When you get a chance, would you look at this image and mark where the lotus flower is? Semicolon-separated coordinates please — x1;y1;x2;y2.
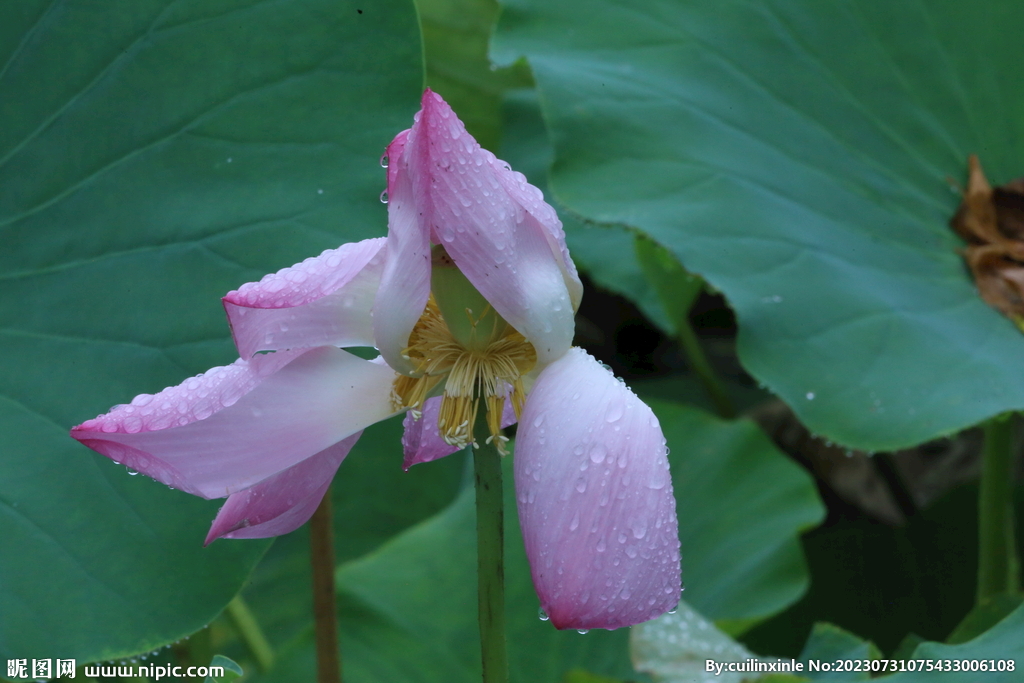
71;90;680;629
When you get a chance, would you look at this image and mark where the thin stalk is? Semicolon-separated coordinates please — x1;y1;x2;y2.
226;595;274;672
977;417;1020;602
310;486;342;683
675;316;736;419
473;428;508;683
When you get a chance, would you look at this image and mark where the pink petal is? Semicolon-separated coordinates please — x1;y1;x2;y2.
374;128;431;373
205;431;362;543
71;347;397;499
402;394;517;470
223;237;386;359
514;348;681;630
404;90;581;366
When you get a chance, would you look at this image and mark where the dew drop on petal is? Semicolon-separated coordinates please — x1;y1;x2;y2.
380;190;389;204
538;608;549;622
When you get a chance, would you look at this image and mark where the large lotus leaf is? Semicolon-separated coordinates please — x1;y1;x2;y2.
493;0;1024;450
0;0;422;662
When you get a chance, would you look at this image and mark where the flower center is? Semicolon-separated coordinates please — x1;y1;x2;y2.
390;252;536;452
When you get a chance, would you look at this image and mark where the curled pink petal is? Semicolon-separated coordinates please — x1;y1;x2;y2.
223;237;386;359
205;431;362;544
515;348;681;630
401;90;580;366
402;394;517;470
71;347;397;499
374;128;432;373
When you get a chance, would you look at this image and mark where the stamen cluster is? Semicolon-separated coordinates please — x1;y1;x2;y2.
391;296;536;452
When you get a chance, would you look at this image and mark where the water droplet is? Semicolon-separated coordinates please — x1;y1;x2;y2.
380;154;389;168
379;190;389;204
668;607;677;615
577;629;589;635
126;467;139;476
605;403;624;423
575;478;587;493
569;511;580;531
589;444;607;464
806;391;815;400
538;608;549;621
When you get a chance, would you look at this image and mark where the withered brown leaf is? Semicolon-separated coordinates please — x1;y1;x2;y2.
951;155;1024;326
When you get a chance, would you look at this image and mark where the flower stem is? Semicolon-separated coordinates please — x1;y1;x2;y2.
225;595;274;672
310;486;342;683
472;433;508;683
674;316;736;419
977;416;1020;603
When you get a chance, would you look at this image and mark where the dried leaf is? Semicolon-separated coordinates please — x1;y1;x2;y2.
951;155;1024;325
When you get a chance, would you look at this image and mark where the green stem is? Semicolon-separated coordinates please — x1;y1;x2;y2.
675;316;736;419
473;431;508;683
310;486;342;683
226;595;274;673
977;417;1020;603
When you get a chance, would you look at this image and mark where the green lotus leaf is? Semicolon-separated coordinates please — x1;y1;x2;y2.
493;0;1024;449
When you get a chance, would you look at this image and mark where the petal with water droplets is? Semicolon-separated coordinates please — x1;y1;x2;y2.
374;128;432;373
223;237;386;359
515;348;681;630
71;347;397;499
402;89;580;366
205;431;362;544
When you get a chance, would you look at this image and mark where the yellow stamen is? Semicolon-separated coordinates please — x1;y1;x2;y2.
391;295;535;453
